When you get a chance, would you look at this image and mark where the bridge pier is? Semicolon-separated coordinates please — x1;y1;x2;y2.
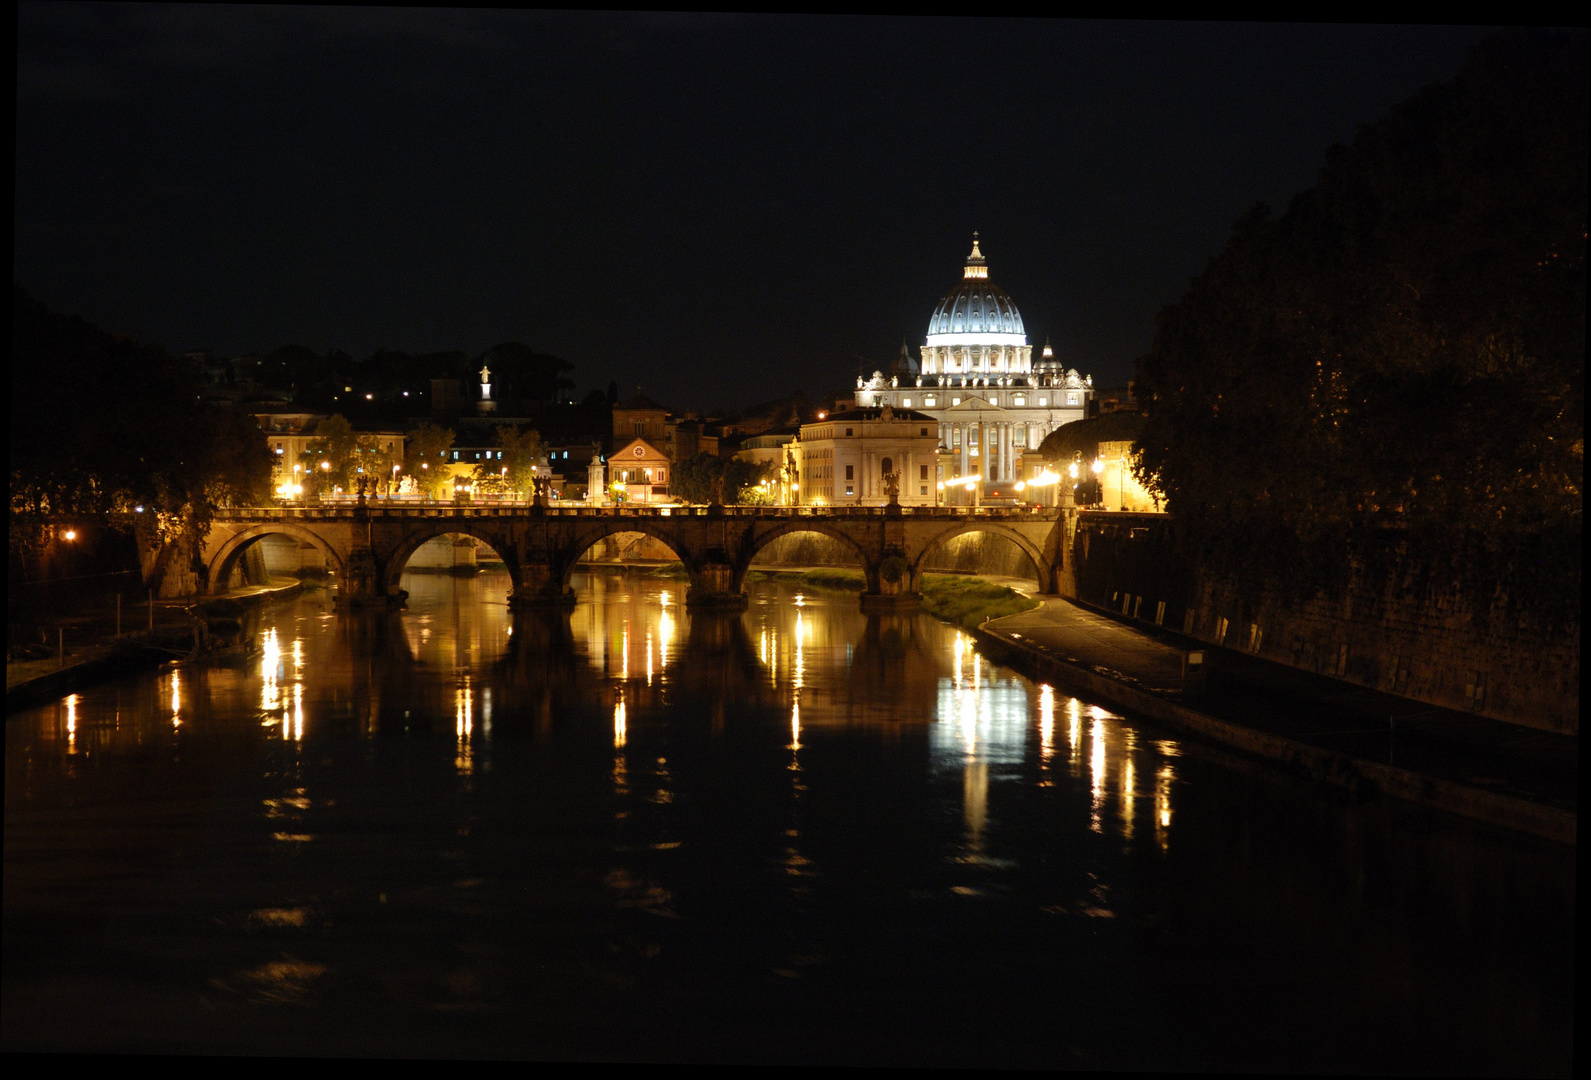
686;558;749;610
338;547;401;607
510;558;576;609
860;545;921;613
860;590;922;614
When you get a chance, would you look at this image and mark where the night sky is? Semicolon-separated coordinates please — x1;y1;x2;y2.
15;10;1493;408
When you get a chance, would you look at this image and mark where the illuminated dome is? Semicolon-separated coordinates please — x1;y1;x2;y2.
924;235;1027;346
1034;336;1063;373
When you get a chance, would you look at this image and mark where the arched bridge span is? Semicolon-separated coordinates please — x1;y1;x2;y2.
198;504;1070;611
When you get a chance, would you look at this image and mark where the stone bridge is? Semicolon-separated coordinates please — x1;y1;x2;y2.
197;503;1071;610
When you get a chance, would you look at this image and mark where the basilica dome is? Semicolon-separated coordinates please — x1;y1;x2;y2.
924;236;1027;345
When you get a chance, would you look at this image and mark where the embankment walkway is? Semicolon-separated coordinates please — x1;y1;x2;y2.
6;578;305;713
979;598;1577;845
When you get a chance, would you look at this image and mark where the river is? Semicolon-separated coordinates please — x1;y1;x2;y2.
2;569;1575;1070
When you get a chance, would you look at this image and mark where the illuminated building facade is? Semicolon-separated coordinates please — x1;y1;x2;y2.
791;405;940;506
856;236;1093;494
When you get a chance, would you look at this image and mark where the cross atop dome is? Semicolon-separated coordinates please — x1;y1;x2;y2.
964;232;988;279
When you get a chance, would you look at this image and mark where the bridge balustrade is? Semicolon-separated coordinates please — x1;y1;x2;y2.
232;503;1059;520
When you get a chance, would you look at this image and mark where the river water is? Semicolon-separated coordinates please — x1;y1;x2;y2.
3;570;1575;1070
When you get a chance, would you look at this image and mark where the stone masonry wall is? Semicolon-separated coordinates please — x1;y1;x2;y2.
749;530;1041;581
1066;512;1580;736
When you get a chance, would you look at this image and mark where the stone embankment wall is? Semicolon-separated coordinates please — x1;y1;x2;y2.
1064;512;1580;736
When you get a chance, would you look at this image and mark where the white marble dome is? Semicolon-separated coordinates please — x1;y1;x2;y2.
924;236;1027;346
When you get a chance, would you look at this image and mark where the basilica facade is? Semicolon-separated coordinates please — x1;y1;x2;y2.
855;236;1092;492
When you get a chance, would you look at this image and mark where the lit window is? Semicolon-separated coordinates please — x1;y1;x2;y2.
845;487;854;496
925;396;936;406
1038;397;1048;406
1068;393;1079;405
902;398;912;408
952;397;961;406
1013;395;1025;406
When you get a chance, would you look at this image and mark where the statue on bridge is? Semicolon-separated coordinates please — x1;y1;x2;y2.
883;470;901;506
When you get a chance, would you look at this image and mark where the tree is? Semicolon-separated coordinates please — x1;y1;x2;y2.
726;458;776;504
1132;29;1585;622
1037;413;1145;465
476;425;545;499
671;453;724;504
406;422;455;500
10;287;274;585
299;415;375;496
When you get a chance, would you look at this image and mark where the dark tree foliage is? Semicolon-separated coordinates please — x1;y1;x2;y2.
670;453;724;505
669;453;773;504
11;287;274;558
1037;412;1146;463
725;457;776;503
1133;30;1585;625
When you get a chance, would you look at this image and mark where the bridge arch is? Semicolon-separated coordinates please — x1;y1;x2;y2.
911;521;1053;594
740;520;875;592
380;522;520;595
208;523;345;595
558;518;698;590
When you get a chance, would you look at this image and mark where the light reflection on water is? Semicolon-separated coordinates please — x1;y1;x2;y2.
2;568;1576;1072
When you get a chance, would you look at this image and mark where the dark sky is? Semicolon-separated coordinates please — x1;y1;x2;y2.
15;9;1492;408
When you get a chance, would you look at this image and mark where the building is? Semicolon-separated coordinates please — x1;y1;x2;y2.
1090;382;1140;417
855;236;1093;496
670;418;721;460
790;405;941;506
611;392;670;450
736;425;801;473
252;409;405;499
609;436;672;504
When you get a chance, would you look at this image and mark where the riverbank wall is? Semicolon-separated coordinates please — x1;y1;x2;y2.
970;618;1575;845
1062;512;1580;736
6;579;305;714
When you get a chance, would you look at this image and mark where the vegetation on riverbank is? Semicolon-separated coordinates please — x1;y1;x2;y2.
746;567;1039;631
921;574;1041;631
